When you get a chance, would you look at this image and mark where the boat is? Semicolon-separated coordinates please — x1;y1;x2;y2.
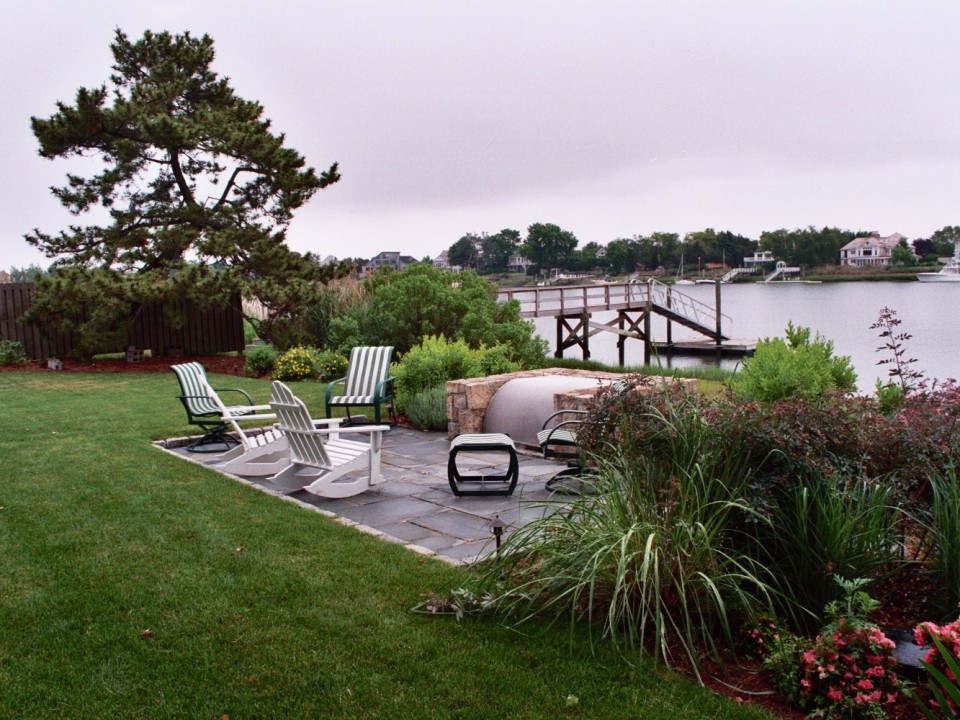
917;244;960;282
674;254;695;285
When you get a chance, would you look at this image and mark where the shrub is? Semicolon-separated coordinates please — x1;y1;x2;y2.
474;344;520;376
274;345;319;381
393;336;479;413
243;345;278;377
479;389;775;681
764;579;899;719
367;264;547;364
243;318;258;345
404;384;448;431
312;349;348;382
731;322;857;402
0;339;28;366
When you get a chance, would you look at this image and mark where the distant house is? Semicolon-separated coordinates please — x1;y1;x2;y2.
360;251;419;274
432;250;461;273
743;251;775;266
507;253;535;273
839;232;905;268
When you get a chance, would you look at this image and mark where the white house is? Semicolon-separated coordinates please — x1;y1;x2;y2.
839;232;905;267
507;253;535;273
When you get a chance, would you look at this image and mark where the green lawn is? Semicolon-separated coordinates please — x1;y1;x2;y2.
0;371;774;719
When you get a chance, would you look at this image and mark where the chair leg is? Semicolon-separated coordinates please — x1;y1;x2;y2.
186;424;239;453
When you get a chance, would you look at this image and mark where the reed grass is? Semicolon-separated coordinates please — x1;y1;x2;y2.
478;391;775;681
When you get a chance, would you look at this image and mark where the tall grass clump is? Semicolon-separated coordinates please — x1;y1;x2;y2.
917;467;960;617
478;387;775;680
752;474;900;631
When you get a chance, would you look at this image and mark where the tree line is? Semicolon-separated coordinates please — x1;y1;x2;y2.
446;224;960;275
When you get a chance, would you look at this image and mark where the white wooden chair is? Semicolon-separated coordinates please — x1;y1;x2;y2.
268;381;391;497
212;381;345;478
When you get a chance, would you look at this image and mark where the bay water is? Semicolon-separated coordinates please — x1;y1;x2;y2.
532;281;959;392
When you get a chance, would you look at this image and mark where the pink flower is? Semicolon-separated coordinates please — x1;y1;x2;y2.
827;687;843;702
857;678;874;692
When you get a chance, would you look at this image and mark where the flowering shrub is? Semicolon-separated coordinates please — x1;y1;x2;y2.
274;345;319;381
914;619;960;716
795;621;898;718
312;349;347;382
764;579;899;719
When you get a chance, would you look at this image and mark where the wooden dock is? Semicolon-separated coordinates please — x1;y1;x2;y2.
498;279;735;364
652;338;757;358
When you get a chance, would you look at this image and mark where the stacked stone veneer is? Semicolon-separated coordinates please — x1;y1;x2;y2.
445;368;698;439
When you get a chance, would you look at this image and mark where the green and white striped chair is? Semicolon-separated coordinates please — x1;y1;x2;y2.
325;346;397;425
171;362;260;452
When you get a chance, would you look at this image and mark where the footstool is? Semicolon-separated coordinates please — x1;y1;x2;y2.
447;433;519;497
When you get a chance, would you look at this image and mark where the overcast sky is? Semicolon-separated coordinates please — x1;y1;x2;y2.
4;0;960;270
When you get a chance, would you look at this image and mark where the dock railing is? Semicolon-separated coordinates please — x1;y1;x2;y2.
498;279;729;330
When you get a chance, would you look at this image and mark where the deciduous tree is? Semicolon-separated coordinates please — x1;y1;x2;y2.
522;222;578;272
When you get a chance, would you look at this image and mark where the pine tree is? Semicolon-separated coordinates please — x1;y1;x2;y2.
25;28;340;352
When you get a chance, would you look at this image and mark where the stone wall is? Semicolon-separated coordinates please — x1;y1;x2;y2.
445;368;697;439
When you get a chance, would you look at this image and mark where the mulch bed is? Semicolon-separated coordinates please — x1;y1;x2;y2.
0;354;247;376
1;354;940;718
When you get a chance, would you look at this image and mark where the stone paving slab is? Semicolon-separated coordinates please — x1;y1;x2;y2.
158;426;568;565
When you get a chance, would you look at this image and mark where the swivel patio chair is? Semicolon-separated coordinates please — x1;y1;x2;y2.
325;346;397;425
171;362;262;453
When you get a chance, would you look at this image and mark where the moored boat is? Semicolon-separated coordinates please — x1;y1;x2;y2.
917;244;960;282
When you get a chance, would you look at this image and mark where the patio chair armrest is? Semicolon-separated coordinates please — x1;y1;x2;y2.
214;387;255;406
223;411;277;423
292;424;391;437
311;417;344;428
540;409;589;430
375;375;396;399
325;377;347;401
544;419;583;439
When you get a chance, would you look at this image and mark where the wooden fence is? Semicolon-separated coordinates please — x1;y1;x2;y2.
0;283;245;360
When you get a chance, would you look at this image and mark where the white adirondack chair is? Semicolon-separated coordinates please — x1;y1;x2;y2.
268;381;391;497
215;382;349;477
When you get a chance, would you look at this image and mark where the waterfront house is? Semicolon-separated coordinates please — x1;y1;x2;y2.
839;232;905;268
432;250;461;273
361;251;419;274
507;253;535;273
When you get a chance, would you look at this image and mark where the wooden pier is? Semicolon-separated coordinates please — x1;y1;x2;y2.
498;279;751;365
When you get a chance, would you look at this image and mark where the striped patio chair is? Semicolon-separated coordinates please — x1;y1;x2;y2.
171;362;259;452
325;346;397;425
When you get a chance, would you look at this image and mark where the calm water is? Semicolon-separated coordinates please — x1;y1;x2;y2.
533;282;960;391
